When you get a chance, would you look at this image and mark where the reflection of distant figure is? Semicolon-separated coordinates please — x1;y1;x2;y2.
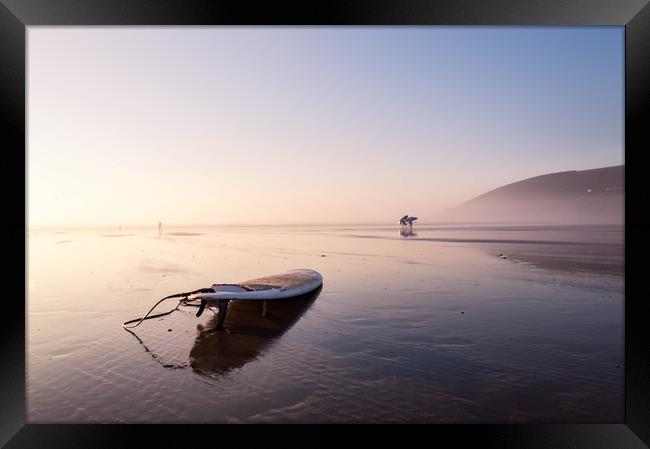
399;215;418;227
400;226;417;237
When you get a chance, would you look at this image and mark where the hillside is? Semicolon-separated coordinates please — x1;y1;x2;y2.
434;165;624;224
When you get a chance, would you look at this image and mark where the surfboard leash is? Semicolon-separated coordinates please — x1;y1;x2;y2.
121;287;216;329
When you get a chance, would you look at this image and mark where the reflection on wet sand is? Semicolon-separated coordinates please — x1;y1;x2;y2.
481;243;624;276
189;286;322;374
400;227;418;238
99;234;135;238
28;225;623;423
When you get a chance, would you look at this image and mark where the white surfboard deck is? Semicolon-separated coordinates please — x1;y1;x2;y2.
187;269;323;302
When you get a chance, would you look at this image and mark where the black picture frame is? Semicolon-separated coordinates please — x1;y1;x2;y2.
2;0;648;447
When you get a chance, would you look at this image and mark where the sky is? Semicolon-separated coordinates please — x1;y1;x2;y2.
27;27;624;227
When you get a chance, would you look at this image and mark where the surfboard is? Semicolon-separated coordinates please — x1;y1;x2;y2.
122;269;323;333
186;269;323;329
187;269;323;302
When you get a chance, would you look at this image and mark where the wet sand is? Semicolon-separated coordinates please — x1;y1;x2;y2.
27;224;623;423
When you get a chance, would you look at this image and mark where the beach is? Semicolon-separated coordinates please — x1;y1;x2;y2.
27;224;624;423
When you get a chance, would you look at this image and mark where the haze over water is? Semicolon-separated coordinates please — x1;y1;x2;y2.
27;224;623;423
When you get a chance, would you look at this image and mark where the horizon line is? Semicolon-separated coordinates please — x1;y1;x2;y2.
26;220;624;231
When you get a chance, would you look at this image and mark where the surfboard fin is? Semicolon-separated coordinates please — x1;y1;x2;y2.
196;300;207;317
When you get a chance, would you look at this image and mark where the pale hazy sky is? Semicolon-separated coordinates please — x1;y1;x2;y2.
28;27;623;227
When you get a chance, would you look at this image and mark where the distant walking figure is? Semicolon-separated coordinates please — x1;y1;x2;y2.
158;221;162;236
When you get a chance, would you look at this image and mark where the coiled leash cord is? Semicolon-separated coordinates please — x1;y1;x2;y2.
121;287;215;329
